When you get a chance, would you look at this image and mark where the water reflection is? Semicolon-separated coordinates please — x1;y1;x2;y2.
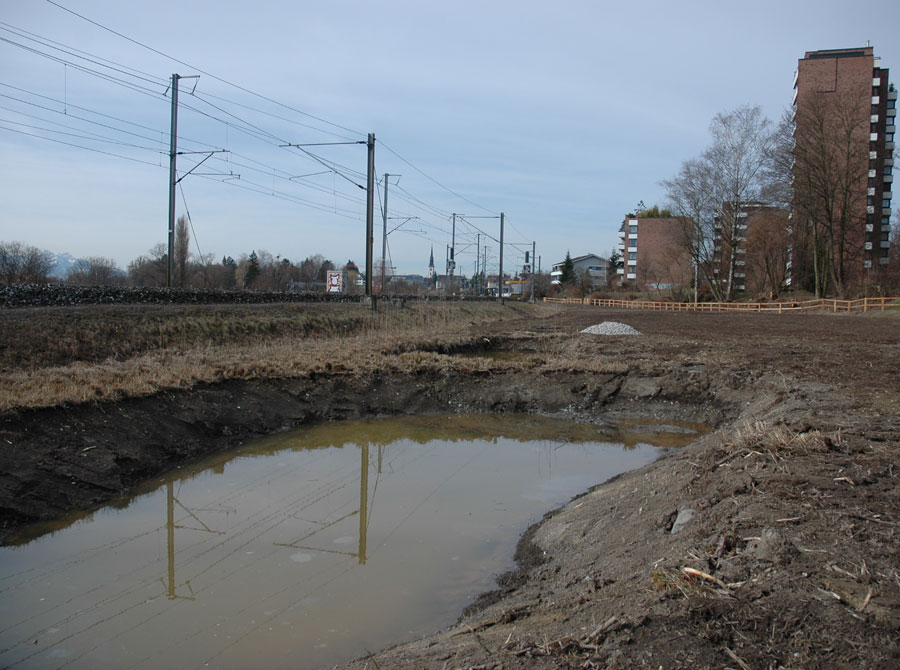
0;414;706;670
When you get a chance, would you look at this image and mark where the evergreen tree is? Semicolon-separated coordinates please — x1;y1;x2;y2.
560;251;575;285
243;251;260;287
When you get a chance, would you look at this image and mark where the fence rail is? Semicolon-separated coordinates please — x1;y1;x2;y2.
542;296;900;314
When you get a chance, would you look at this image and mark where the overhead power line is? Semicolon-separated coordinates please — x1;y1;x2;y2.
45;0;365;140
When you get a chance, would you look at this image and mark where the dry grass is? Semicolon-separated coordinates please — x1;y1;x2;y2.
717;419;838;460
0;301;543;413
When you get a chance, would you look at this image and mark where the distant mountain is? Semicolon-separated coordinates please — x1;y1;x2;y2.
46;251;78;278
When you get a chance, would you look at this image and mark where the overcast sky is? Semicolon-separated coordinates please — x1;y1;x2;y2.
2;0;899;277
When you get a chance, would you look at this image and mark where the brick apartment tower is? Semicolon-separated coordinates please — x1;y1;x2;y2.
616;216;692;293
792;46;895;288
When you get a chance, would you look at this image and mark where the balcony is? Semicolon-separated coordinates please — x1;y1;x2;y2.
889;88;898;100
626;273;636;280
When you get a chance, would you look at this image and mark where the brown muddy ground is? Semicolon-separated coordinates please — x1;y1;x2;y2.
2;305;899;668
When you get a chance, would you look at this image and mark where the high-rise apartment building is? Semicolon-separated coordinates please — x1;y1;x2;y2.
792;47;895;287
616;215;692;293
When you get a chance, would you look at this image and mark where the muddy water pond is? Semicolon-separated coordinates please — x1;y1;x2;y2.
0;414;704;670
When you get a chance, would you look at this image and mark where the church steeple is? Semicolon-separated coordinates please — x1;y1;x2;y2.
427;246;436;288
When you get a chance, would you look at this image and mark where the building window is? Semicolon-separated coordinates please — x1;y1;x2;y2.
628;252;637;260
883;199;892;208
886;166;893;175
629;225;637;234
889;99;897;109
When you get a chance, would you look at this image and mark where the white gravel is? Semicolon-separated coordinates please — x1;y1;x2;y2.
580;321;642;336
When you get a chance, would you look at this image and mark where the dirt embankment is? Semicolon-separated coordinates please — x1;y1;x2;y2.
1;305;899;668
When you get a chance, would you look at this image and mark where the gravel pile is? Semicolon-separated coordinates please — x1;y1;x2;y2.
580;321;642;336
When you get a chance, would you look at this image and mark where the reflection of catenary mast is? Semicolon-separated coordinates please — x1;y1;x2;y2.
274;444;371;565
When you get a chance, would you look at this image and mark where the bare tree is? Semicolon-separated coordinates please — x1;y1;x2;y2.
0;241;54;284
662;158;720;301
792;91;870;296
127;243;167;287
67;257;122;286
743;209;791;298
705;106;775;301
761;110;795;209
664;106;776;302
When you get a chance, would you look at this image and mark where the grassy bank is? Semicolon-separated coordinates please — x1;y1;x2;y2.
1;301;540;413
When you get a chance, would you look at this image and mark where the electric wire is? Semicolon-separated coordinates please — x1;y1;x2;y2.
45;0;365;139
5;3;518;275
0;123;163;168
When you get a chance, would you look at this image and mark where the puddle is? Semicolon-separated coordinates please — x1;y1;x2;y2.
0;414;705;669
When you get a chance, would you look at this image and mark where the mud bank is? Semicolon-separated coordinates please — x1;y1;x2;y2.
0;365;721;538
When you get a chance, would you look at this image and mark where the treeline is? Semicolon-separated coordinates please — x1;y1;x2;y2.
0;223;337;292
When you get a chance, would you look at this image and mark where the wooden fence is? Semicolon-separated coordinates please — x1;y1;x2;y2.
542;296;900;314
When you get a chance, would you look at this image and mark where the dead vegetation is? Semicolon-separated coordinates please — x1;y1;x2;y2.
0;301;539;412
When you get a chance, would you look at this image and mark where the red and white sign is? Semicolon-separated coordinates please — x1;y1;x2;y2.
326;271;343;293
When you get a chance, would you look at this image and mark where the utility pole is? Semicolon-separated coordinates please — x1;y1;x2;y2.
530;241;536;303
498;212;504;302
475;232;481;296
365;133;375;305
449;213;456;289
381;173;389;293
166;74;180;288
